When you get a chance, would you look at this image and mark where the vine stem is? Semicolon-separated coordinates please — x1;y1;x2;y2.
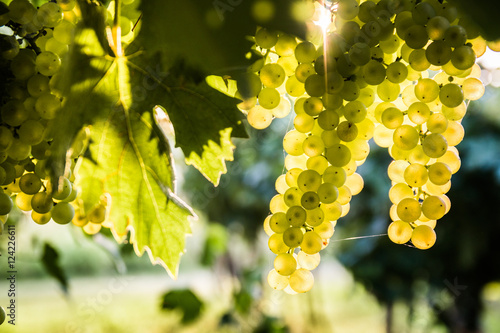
113;0;122;57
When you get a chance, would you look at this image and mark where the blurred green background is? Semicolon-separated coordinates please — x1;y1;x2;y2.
1;53;500;333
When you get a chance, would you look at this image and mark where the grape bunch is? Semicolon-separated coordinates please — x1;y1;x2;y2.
234;0;492;293
0;0;107;233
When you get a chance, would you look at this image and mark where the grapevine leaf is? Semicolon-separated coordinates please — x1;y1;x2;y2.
47;1;194;277
137;0;309;75
125;49;248;185
41;243;68;294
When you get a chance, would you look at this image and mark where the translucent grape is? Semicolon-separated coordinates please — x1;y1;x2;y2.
255;28;278;49
421;195;446;220
31;192;53;214
283;130;306;156
381;107;404;129
287;206;307;227
302;135;325;157
267;269;289;290
337;121;358;142
289;268;314;293
260;63;286;88
396;197;421;222
297;251;320;270
51;202;75;224
386;62;408;83
301;191;320;210
325;144;351;167
407;102;431;124
300;231;322;254
0;192;13;215
425;41;452;66
274;253;297;276
388;220;413;244
422;133;448;158
389;183;414;204
393;125;419;150
343;100;367;123
306;207;324;227
297;170;321;192
268;233;289;254
269;212;289;233
411;225;436;249
283;227;304;248
451;45;476;70
377;79;400;102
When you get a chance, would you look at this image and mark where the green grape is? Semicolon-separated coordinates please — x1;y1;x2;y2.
267;269;289;290
396;197;421;222
32;141;50;160
32;210;51;225
325;144;351;167
414;78;439;103
283;130;306;156
411;225;436;249
45;38;68;56
255;28;278;49
247;105;272;129
303;97;324;116
386;62;408;84
297;251;320;270
259;64;285;88
411;2;436;25
1;163;16;185
395;11;414;39
37;2;63;27
10;49;37;80
389;183;414;204
422;195;446;220
408;48;430;71
277;56;299;76
19;173;42;195
321;129;340;148
268;233;289;254
442;121;464;146
325;71;344;94
1;100;29;127
275;34;297;57
409;145;431;165
426;16;450;41
393;125;419;150
337;185;352;205
300;231;322;254
315;220;335;239
0;192;13;215
439;83;463;108
306;155;329;174
356;118;375;140
301;191;320;210
345;138;370;161
258;87;280;109
336;55;358;78
284;187;303;207
388;220;413;244
304;74;326;97
36;51;61;76
289;268;314;293
35;92;61;119
340;81;361;101
362;60;386;85
358;1;376;22
317;110;340;131
450;45;475;70
306;207;324;227
297;170;321;193
295;63;315;83
404;163;428;187
381;107;404;129
51;202;75;224
31;192;54;214
462;78;484;101
302;135;325;157
337;121;358;142
18;120;45;145
323;166;346;187
349;42;371;66
294;113;315;133
53;20;74;44
287;205;307;227
285;75;306;97
51;177;72;200
270;194;287;213
388;160;410;183
427;113;448;133
274;253;297;276
407;102;431;125
27;74;50;97
283;227;304;248
317;182;339;204
343;100;367;123
285;168;301;187
295;41;317;63
404;25;428;49
62;185;78;203
321;201;343;221
425;40;452;66
377;79;400;102
444;25;467;48
422;133;448;158
269;212;289;233
379;35;400;54
237;73;261;98
7;138;31;161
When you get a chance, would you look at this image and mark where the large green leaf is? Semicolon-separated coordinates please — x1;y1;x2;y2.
47;1;195;277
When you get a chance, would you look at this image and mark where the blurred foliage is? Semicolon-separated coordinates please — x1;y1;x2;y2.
40;242;69;294
160;288;204;324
